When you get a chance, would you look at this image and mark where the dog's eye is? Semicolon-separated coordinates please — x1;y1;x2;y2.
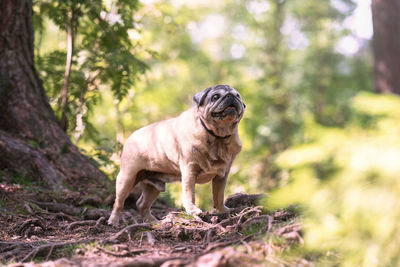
236;94;241;98
212;94;220;101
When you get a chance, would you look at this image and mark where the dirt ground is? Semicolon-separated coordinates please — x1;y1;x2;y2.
0;181;307;267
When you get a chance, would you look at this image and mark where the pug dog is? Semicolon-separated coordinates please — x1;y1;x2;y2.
108;84;245;226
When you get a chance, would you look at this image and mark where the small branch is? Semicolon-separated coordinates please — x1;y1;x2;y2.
94;216;106;229
73;69;101;142
44;244;54;262
59;4;78;132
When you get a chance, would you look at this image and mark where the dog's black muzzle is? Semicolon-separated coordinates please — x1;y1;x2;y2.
212;94;243;118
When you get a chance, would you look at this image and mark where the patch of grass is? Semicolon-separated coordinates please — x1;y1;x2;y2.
25;184;47;194
51;244;79;260
26;139;40;148
27;201;47;213
62;181;76;192
97;243;116;252
267;235;288;248
283;205;302;215
37;241;98;262
97;203;112;210
240;222;268;236
31;244;79;263
72;241;98;256
14;204;30;215
9;172;34;186
176;212;195;220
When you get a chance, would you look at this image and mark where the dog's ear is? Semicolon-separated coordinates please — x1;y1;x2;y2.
193;86;213;106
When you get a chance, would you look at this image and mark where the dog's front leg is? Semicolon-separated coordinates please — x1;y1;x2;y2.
212;175;231;213
181;165;202;215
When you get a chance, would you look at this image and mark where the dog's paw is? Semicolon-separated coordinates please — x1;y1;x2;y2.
142;212;159;223
107;214;120;226
185;206;203;216
216;205;232;213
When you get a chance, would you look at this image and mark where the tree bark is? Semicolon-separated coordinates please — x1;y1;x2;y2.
0;0;108;189
371;0;400;94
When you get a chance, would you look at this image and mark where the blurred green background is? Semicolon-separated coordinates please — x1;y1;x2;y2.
33;0;400;265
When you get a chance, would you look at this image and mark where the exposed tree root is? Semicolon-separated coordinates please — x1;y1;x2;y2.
95;246;148;257
15;218;46;237
66;220;97;231
78;196;103;207
102;223;153;244
29;200;82;216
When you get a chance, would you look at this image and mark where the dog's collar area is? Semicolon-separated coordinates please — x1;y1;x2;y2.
199;118;231;139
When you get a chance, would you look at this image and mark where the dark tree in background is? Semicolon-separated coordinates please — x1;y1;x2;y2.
0;0;107;189
372;0;400;94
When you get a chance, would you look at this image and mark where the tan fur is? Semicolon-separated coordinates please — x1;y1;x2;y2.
108;85;244;226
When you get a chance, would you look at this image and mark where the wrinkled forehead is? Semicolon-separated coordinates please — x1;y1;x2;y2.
212;84;238;94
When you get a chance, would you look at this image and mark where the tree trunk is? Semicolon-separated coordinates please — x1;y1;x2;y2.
371;0;400;94
0;0;108;189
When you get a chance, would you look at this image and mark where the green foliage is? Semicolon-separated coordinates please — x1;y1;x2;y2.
33;0;149;141
81;138;122;178
268;92;400;266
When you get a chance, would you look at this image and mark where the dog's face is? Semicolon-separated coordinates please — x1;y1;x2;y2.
193;84;245;129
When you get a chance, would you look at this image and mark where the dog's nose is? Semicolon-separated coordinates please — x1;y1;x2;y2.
225;93;234;100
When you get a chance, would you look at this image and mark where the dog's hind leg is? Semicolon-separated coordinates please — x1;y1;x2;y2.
108;170;138;226
136;182;160;222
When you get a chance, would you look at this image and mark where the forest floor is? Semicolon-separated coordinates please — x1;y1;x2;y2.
0;179;308;267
